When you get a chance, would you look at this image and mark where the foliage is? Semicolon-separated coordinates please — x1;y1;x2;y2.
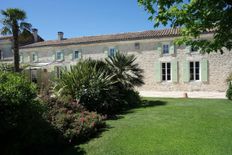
54;53;144;114
43;97;106;143
226;72;232;82
1;8;32;72
0;63;14;72
226;82;232;100
138;0;232;53
105;52;144;89
54;59;122;114
0;72;66;154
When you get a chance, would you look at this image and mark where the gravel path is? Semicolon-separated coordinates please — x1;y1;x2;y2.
139;91;226;99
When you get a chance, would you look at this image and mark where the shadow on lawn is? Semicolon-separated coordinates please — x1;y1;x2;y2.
108;100;167;120
63;100;167;154
62;124;113;155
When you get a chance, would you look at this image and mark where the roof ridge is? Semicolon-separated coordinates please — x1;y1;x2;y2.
21;28;181;49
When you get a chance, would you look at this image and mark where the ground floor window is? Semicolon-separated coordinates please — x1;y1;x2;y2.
162;62;171;81
30;69;38;83
190;61;200;81
56;66;63;79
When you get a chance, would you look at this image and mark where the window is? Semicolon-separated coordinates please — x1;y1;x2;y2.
135;43;140;50
0;50;2;60
162;44;169;54
190;61;200;81
56;66;62;79
74;51;79;59
56;52;63;60
32;53;37;62
20;55;23;63
109;48;116;57
191;46;199;52
30;69;38;83
162;62;171;81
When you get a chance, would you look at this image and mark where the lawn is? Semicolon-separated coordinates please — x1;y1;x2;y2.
71;98;232;155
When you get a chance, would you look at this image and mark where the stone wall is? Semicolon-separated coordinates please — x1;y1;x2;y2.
20;35;232;92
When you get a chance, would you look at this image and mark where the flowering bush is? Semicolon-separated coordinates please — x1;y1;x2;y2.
43;98;105;143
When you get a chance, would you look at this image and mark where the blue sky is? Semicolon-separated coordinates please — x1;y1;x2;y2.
0;0;166;40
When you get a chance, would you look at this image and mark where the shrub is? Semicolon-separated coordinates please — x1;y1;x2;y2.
54;59;121;114
43;98;106;143
226;82;232;100
0;72;66;154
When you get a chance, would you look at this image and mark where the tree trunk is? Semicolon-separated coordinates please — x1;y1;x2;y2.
12;20;20;72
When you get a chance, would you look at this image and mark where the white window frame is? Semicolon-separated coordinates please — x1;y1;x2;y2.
56;51;64;61
162;62;172;81
135;42;140;50
32;53;37;62
190;61;201;81
190;46;200;53
109;47;116;57
162;44;169;54
74;50;79;59
56;66;62;79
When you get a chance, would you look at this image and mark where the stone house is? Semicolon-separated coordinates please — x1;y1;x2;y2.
0;28;43;65
19;28;232;94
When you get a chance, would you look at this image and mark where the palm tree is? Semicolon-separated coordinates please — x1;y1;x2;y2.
0;8;31;72
105;52;144;89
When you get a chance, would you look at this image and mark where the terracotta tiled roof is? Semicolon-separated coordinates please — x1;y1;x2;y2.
21;28;181;49
0;36;12;40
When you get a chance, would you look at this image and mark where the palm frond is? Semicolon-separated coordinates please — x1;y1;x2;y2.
20;22;32;31
0;27;12;35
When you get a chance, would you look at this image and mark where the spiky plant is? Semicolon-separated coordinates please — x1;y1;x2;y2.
105;52;144;89
1;8;31;72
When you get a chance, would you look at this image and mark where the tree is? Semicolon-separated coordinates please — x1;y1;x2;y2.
105;52;144;89
138;0;232;53
0;8;31;72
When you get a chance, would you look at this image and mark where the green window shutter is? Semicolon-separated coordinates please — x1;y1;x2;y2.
37;69;42;87
171;60;178;83
103;47;109;57
170;42;175;55
201;59;208;82
61;52;64;61
49;67;56;81
156;43;162;56
79;50;82;59
154;61;162;82
185;46;191;54
183;60;190;82
54;66;58;78
70;52;74;60
20;55;23;63
53;52;56;61
23;69;31;82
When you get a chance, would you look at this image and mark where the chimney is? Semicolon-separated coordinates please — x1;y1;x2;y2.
32;28;38;42
58;32;64;40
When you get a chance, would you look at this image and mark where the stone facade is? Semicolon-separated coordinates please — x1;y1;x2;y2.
19;33;232;92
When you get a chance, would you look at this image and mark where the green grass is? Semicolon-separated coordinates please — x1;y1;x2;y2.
76;98;232;155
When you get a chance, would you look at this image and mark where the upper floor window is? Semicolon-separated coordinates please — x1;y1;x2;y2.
190;61;200;81
162;44;169;54
191;46;199;52
56;52;64;61
74;51;80;59
135;43;140;50
109;48;116;57
32;53;37;62
162;62;171;81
